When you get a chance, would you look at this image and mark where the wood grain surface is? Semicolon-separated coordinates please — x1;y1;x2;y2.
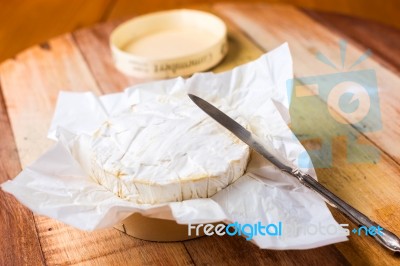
0;83;45;266
1;0;399;63
0;3;399;265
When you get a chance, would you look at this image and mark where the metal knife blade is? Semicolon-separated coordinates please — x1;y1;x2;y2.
188;93;400;253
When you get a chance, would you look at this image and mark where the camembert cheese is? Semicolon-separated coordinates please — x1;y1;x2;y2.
87;96;250;204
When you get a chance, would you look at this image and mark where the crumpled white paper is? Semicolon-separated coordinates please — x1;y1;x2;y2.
1;43;348;249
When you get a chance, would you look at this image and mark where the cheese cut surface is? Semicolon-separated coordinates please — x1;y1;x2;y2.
88;96;250;204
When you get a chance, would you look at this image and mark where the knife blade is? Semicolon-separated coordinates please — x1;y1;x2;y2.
188;93;400;253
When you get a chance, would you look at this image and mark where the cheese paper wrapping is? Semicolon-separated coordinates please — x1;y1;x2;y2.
1;43;348;249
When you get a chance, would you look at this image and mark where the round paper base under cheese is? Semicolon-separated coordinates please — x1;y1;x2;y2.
114;213;220;241
110;9;228;79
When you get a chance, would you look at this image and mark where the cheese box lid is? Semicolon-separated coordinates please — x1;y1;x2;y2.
110;9;228;79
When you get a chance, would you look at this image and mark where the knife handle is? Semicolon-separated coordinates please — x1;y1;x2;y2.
289;168;400;253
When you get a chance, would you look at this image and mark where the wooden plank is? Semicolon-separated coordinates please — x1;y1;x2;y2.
0;35;101;166
105;0;400;29
0;33;193;265
72;20;141;93
185;235;349;266
0;81;45;266
288;87;400;265
34;217;192;265
304;10;400;74
213;3;400;265
206;6;267;74
0;0;113;63
213;3;400;164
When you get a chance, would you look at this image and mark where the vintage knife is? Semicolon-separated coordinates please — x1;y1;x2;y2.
188;93;400;253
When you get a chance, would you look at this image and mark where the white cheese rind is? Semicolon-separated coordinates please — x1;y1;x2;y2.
86;96;250;204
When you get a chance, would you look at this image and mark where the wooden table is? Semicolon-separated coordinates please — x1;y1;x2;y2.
1;3;399;265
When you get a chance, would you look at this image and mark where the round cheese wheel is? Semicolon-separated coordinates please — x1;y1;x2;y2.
88;95;250;204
